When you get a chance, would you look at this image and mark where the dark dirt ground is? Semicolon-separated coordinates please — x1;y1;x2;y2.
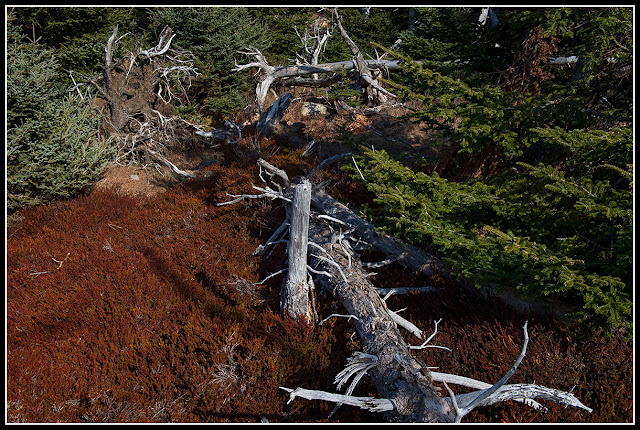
90;97;443;198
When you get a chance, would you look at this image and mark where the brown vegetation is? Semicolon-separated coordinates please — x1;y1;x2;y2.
6;98;632;423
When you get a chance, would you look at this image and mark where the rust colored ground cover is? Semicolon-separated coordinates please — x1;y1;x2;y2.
6;151;632;423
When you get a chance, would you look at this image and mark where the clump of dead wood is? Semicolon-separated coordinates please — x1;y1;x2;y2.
218;152;592;423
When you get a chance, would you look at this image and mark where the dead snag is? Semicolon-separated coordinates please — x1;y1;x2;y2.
69;25;231;178
331;8;397;106
280;178;315;324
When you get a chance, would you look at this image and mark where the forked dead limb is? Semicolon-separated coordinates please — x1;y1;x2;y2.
281;323;592;421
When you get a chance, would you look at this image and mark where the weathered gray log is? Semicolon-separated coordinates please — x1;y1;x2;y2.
293;226;593;421
310;188;448;279
307;220;451;422
234;47;402;106
280;178;314;324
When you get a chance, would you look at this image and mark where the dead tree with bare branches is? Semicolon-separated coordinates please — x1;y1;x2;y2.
234;8;399;108
218;157;592;423
69;25;239;178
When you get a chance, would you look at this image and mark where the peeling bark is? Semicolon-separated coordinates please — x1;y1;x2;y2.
281;178;314;324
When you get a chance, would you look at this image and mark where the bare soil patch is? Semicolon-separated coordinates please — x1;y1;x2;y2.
90;145;223;198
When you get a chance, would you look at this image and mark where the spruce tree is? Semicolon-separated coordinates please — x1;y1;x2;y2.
7;11;113;218
341;8;632;335
344;141;631;335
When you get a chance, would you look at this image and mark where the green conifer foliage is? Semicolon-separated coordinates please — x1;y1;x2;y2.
7;12;113;218
354;10;632;333
377;46;574;159
344;138;631;334
151;7;272;121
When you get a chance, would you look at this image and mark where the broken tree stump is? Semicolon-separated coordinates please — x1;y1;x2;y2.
280;178;315;324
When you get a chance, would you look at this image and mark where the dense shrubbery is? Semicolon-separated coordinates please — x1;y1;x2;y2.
6;11;113;219
5;6;633;423
342;7;632;335
344;144;632;334
6;156;337;422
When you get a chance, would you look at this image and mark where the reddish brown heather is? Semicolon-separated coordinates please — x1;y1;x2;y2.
6;145;632;423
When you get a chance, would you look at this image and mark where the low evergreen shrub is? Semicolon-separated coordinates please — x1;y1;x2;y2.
343;143;632;335
6;11;113;219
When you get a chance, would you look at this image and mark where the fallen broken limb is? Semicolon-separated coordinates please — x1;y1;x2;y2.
145;147;194;179
234;49;403;107
310;187;448;279
281;322;592;422
226;158;591;422
280;387;394;413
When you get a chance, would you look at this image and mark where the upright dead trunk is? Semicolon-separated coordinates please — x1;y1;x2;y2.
102;25;127;132
280;178;315;324
332;8;390;105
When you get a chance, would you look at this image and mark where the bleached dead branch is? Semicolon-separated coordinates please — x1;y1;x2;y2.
318;313;360;326
280;387;395;413
292;23;331;80
388;309;423;339
373;286;436;296
408;318;451;352
283;320;592;421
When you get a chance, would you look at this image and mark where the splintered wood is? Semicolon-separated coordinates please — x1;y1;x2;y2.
280;179;314;324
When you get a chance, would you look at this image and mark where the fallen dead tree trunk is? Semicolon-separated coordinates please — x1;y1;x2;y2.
305;220;452;422
219;158;592;422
